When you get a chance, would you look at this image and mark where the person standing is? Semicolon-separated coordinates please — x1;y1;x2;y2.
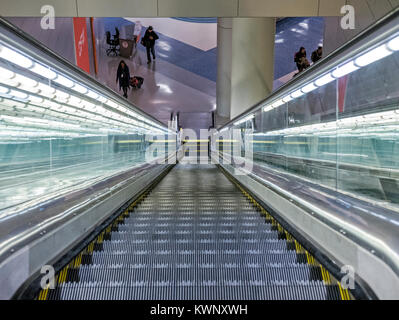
311;46;323;64
294;47;308;72
116;60;130;98
143;26;159;64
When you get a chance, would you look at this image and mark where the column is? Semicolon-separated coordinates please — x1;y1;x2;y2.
216;17;276;121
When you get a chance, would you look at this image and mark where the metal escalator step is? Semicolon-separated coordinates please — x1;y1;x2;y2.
52;282;341;300
108;229;279;239
74;265;320;283
43;164;347;300
99;239;290;252
89;251;302;265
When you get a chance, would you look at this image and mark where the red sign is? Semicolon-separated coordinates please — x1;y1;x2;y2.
73;17;90;74
338;75;349;113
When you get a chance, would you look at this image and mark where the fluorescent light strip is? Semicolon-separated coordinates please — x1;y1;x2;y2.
0;85;10;94
37;83;55;94
72;83;88;94
355;44;393;67
18;85;39;94
0;66;15;80
107;100;118;109
282;95;293;103
0;45;33;68
252;109;399;137
87;90;99;100
291;89;304;98
3;96;158;135
55;90;70;100
28;95;44;103
6;92;152;137
10;90;28;99
272;99;284;108
22;96;122;131
332;61;359;78
263;105;273;112
234;114;254;126
315;73;335;87
388;36;399;51
97;96;108;103
30;63;57;80
14;74;38;88
53;74;74;88
301;82;317;93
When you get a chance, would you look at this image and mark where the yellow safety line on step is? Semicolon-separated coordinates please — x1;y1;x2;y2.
58;267;67;284
220;166;353;300
74;253;82;268
321;266;332;285
35;174;164;300
294;240;302;254
97;232;104;243
38;288;48;300
338;282;348;300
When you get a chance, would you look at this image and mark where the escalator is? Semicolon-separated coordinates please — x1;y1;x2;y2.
32;163;351;300
1;9;399;300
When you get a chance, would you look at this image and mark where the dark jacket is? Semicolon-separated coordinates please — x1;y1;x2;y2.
311;50;322;63
143;29;159;47
116;64;130;89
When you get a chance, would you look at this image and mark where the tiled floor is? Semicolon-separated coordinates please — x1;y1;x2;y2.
103;18;217;82
125;18;217;51
274;17;325;79
96;18;217;130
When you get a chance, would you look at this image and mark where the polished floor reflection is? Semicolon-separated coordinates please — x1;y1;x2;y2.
96;17;217;130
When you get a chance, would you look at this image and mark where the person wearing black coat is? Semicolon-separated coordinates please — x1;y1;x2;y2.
142;26;159;64
311;46;323;64
294;47;308;72
116;60;130;98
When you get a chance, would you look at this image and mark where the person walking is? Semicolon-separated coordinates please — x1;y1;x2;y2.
116;60;130;98
142;26;159;64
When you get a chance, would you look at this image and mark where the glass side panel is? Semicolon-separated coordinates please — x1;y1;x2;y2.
219;29;399;212
337;53;399;204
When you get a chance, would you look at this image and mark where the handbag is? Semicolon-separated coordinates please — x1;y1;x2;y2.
140;38;146;47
